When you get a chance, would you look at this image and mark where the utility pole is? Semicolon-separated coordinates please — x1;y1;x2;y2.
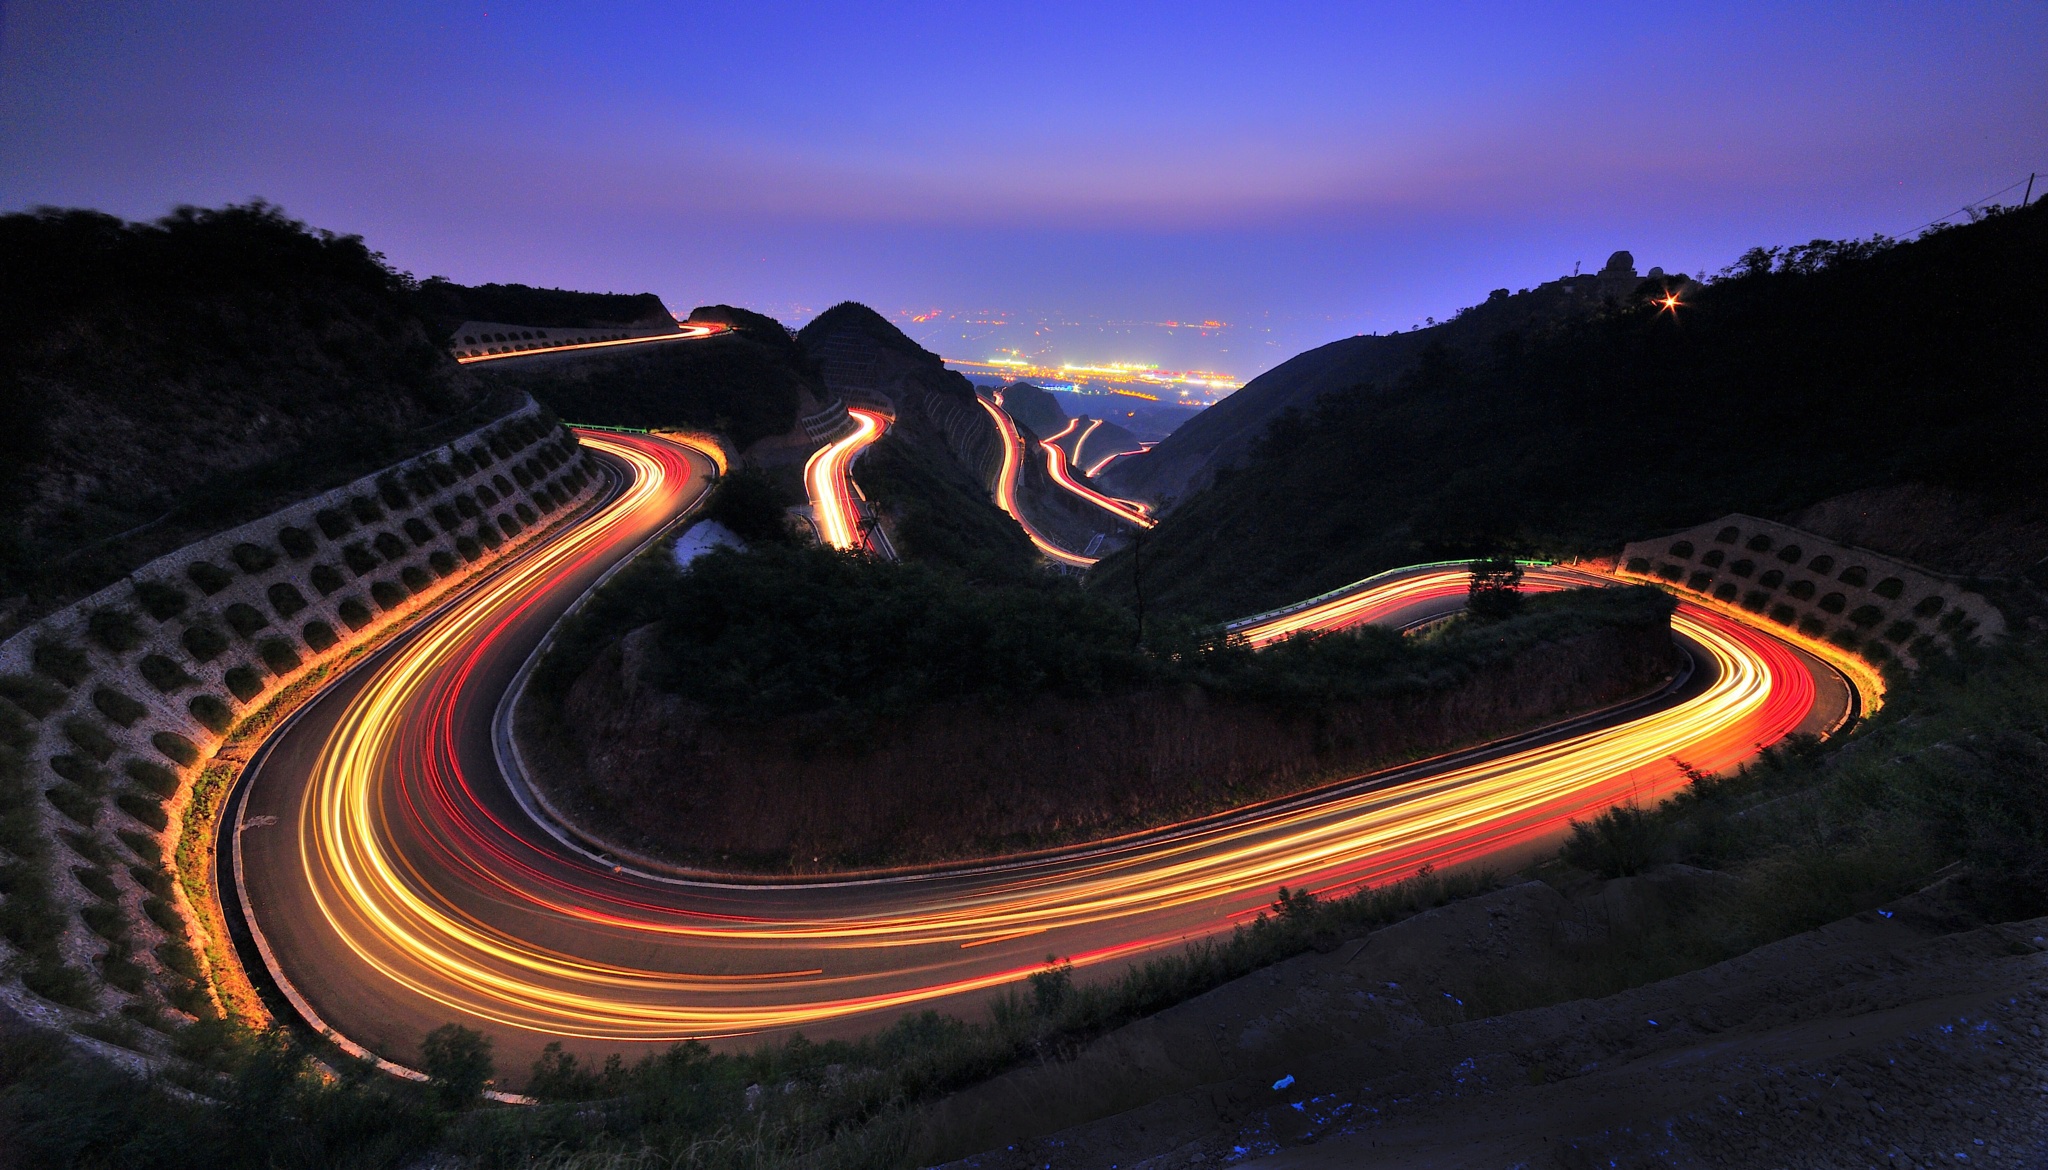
2026;173;2037;207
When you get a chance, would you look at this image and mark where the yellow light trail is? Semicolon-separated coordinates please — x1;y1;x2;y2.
251;474;1842;1045
802;408;888;551
1039;418;1155;529
976;395;1099;567
455;322;727;365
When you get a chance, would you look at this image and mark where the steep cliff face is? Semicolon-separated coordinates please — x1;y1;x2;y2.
543;618;1678;872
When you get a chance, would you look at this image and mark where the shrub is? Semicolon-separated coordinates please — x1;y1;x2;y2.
267;582;308;618
101;944;148;993
429;459;458;487
488;435;514;460
337;599;373;630
1713;582;1739;602
1848;604;1885;628
1861;641;1893;665
1776;544;1803;562
1913;595;1947;618
258;637;302;674
1786;579;1816;600
532;487;558;513
1818;592;1847;614
343;542;380;575
1563;803;1669;877
138;653;196;693
310;563;346;595
73;865;119;903
0;674;67;717
1769;603;1796;625
1740;590;1769;613
34;641;91;687
180;626;229;662
455;536;482;561
302;621;338;652
370;581;408;611
1700;549;1725;568
63;717;117;762
499;515;523;538
1839;565;1869;587
21;957;94;1008
427;551;457;578
475;484;499;508
454;493;481;519
141;896;182;933
1655;562;1683;582
1874;576;1905;600
1745;533;1773;552
50;754;107;791
124;760;180;797
187;694;233;734
451;448;477;477
468;443;493;469
118;830;161;864
151;730;197;766
403;517;436;546
315;507;354;538
230;542;279;573
1668;541;1694;558
1687;571;1713;591
514;502;537;526
128;863;171;896
492;475;514;497
185;561;234;594
87;609;143;653
134;579;188;621
432;504;461;532
80;900;125;940
0;702;30;752
373;531;409;560
223;666;264;701
91;687;147;728
1807;554;1835;574
1728;559;1755;578
1797;615;1827;638
1883;619;1918;644
377;476;409;510
404;468;436;498
1715;526;1740;544
1757;568;1784;588
511;464;534;488
46;783;97;826
224;603;268;638
117;791;169;831
1828;628;1861;650
349;495;383;524
421;1023;495;1109
278;525;319;559
475;522;503;550
1624;557;1650;575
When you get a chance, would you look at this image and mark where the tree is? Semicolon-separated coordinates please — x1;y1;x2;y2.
1466;557;1524;621
420;1023;494;1109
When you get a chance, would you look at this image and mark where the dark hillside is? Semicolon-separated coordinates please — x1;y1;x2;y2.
1090;205;2048;620
799;303;1039;576
1000;382;1068;436
412;278;675;337
1100;251;1667;505
0;203;498;624
474;305;814;450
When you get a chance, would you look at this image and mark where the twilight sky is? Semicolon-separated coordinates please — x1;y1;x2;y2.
4;2;2043;377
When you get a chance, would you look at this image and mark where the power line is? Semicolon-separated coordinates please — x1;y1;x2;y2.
1902;170;2045;238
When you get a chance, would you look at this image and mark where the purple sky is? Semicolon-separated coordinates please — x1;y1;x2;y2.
5;2;2043;377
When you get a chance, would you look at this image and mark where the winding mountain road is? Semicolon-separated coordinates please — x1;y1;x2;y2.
226;430;1859;1081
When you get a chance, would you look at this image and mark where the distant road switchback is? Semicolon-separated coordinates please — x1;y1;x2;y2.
977;393;1104;566
227;432;1860;1080
803;406;890;552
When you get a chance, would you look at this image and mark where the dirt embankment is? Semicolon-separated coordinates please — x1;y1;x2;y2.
528;620;1679;872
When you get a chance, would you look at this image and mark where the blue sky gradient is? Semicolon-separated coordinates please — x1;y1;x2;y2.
4;2;2043;374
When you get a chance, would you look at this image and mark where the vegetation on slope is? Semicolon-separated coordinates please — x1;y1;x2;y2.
517;544;1676;868
1092;203;2048;620
474;305;812;450
0;203;502;619
411;278;674;337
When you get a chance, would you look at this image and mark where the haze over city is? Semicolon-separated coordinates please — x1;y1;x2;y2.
5;2;2042;375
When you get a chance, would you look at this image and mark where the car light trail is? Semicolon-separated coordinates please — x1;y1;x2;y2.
455;322;727;364
237;442;1853;1055
1038;418;1155;528
802;408;888;551
976;395;1098;567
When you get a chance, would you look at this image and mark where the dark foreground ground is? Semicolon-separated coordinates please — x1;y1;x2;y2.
925;875;2047;1169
